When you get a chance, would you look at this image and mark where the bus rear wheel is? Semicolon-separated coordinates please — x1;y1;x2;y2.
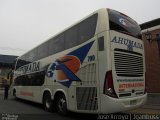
43;93;53;112
56;94;68;115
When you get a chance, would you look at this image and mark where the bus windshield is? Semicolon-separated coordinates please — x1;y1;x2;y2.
108;9;142;39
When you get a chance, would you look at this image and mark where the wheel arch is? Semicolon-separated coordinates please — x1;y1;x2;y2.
42;88;53;103
53;89;68;102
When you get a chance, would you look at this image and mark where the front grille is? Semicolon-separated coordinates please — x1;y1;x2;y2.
114;49;143;77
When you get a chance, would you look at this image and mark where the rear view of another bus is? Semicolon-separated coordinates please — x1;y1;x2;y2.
98;9;147;113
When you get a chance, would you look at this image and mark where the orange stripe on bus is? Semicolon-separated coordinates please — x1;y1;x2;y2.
20;91;33;97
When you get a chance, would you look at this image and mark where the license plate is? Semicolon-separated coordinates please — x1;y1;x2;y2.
130;100;137;105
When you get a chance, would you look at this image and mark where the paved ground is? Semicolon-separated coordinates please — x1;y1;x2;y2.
127;105;160;115
0;90;160;120
126;94;160;115
0;90;98;120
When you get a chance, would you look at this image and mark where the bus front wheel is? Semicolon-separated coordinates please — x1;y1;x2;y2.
13;89;16;98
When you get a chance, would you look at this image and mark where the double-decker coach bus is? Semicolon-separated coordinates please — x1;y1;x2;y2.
12;8;147;114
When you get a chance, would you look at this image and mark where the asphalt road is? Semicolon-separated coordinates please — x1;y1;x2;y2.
0;91;99;120
0;90;133;120
1;90;160;120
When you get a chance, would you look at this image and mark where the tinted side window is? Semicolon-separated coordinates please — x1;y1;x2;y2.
38;42;49;59
108;9;141;39
64;14;97;49
49;34;65;55
16;48;38;70
32;71;45;86
16;56;27;69
14;71;45;86
78;14;98;44
65;26;78;49
26;48;38;63
14;76;22;85
15;14;98;66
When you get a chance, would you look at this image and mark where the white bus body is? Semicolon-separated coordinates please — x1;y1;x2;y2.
12;8;147;114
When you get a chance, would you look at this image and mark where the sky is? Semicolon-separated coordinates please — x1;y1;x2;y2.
0;0;159;56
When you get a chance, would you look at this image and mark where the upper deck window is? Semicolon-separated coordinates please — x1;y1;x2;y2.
108;9;142;39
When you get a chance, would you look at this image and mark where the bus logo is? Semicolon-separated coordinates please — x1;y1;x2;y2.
47;55;81;87
119;18;128;26
127;42;133;51
111;36;143;50
119;18;134;27
47;41;94;87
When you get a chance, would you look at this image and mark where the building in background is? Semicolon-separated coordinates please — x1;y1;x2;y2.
0;55;17;88
140;18;160;93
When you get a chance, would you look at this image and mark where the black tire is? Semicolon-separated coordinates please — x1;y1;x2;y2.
56;94;68;115
13;89;19;100
13;89;17;99
13;89;16;97
43;93;53;112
